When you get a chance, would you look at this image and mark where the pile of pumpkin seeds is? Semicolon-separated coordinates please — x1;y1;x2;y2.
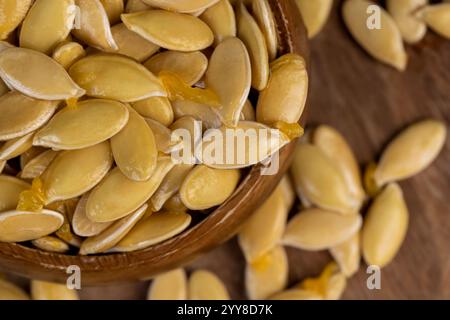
0;0;308;254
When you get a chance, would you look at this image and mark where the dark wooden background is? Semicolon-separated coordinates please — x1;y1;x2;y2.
8;0;450;299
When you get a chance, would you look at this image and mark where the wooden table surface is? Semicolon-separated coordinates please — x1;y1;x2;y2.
8;0;448;300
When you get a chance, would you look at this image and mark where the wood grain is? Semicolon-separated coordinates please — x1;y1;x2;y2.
80;0;450;299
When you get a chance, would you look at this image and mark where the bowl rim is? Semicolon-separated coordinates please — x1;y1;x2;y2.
0;0;310;285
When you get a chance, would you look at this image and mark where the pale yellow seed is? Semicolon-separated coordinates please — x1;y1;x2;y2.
72;192;113;237
374;120;447;187
0;0;33;40
141;0;220;13
188;270;230;300
362;183;409;268
245;245;288;300
132;96;174;127
279;175;296;211
0;278;30;300
0;175;30;212
298;262;346;300
282;208;362;251
418;4;450;39
145;118;183;154
125;0;152;12
269;289;322;300
172;100;222;129
52;41;86;70
330;232;361;277
200;0;236;46
20;147;46;169
239;100;256;122
32;235;70;253
295;0;333;38
342;0;407;70
148;269;187;300
0;133;34;161
99;0;124;24
31;280;79;300
170;116;202;162
387;0;427;44
162;193;188;212
21;150;59;180
252;0;278;60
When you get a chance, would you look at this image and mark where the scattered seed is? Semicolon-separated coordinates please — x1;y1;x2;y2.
188;269;229;300
148;269;187;300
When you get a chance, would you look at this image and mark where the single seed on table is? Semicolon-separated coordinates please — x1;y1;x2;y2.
269;289;322;300
179;165;240;210
145;118;183;154
0;133;34;161
31;280;79;300
111;211;192;252
330;232;361;277
172;100;222;130
19;0;76;54
20;150;59;180
141;0;220;13
290;143;360;214
163;193;188;212
245;245;288;300
295;0;333;38
79;204;147;255
0;0;33;40
252;0;278;61
205;37;251;127
86;157;175;223
373;119;447;187
256;54;308;125
362;183;409;268
72;0;118;51
111;106;157;181
144;51;208;86
147;269;187;300
0;47;85;100
238;182;289;263
188;270;230;300
0;175;30;212
132;96;174;127
72;192;112;237
282;208;362;251
31;235;70;253
417;4;450;39
109;23;160;63
52;41;86;70
297;262;346;300
0;92;58;141
342;0;407;71
0;278;30;300
200;0;236;46
312;125;366;210
0;209;64;242
34;99;129;151
121;10;214;51
240;100;256;122
69;54;166;102
387;0;427;44
237;1;269;91
125;0;152;12
99;0;124;24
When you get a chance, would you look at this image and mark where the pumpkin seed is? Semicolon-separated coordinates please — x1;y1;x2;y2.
342;0;407;70
282;208;362;251
295;0;333;38
132;97;174;127
0;175;30;212
0;79;8;97
280;175;296;211
141;0;220;13
205;37;251;127
110;23;160;63
40;141;113;203
0;0;33;40
0;209;64;242
237;1;269;91
0;278;30;300
256;53;308;125
72;192;112;237
72;0;118;51
20;147;46;169
0;47;85;100
122;10;214;51
21;150;59;180
330;232;360;277
362;183;409;268
34;99;129;150
240;100;256;122
313;125;366;210
86;157;175;222
147;269;187;300
188;270;229;300
19;0;76;54
374;120;446;187
145;118;183;154
111;211;191;252
69;54;166;102
290;143;359;214
200;0;236;46
31;280;79;300
298;262;346;300
0;133;34;161
0;92;58;141
172;100;222;130
149;164;194;211
52;41;86;70
418;4;450;39
99;0;124;24
270;289;322;300
145;51;208;86
245;245;288;300
170;116;202;162
238;182;289;263
79;204;147;255
163;193;188;212
387;0;427;44
179;165;240;210
111;106;157;181
55;208;83;248
32;235;70;253
252;0;278;61
196;121;289;169
125;0;152;12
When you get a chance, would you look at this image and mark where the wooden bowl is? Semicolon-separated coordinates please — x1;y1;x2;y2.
0;0;309;285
